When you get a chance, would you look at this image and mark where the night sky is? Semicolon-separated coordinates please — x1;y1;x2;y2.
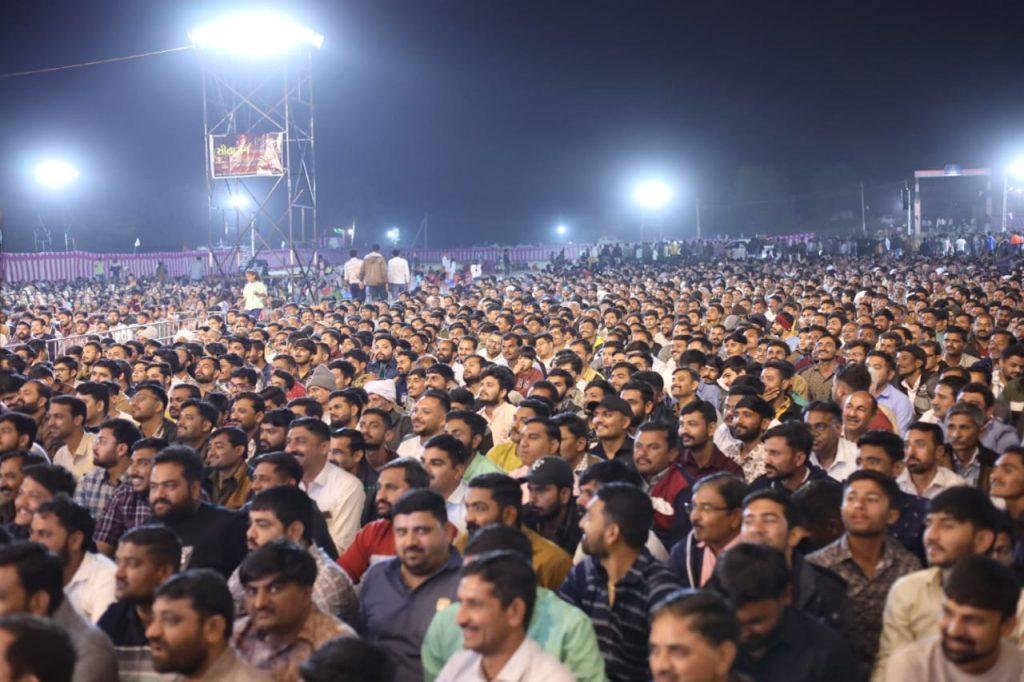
3;1;1024;251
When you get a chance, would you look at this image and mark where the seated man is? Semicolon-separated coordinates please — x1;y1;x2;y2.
146;569;270;681
29;496;116;623
435;550;574;682
884;556;1024;680
422;525;605;682
230;485;358;626
0;614;77;682
649;591;741;682
713;543;859;682
233;540;354;681
7;464;76;540
94;437;165;556
97;525;181;680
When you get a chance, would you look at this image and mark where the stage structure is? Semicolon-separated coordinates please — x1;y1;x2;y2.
912;165;992;236
189;12;323;298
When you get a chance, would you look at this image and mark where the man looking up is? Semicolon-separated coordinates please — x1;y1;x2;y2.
359;489;462;682
97;525;181;680
146;569;270;680
560;482;682;681
287;417;365;552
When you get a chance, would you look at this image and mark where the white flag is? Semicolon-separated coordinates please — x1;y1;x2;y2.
134;238;141;247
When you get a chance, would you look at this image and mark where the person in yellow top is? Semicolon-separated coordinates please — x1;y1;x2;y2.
485;398;551;473
458;472;572;590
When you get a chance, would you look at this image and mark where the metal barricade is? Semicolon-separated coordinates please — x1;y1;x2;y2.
15;318;201;360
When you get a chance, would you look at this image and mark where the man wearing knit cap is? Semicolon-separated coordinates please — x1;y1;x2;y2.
364;379;413;450
305;364;337;408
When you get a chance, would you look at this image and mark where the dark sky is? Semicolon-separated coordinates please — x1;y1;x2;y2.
3;1;1024;251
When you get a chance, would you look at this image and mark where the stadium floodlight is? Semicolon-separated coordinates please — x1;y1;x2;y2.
189;11;324;57
33;160;79;190
555;224;568;237
633;179;673;211
227;194;249;209
1009;157;1024;182
387;227;400;244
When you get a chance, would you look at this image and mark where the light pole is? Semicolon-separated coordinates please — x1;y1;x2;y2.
1003;158;1024;233
33;159;80;251
633;179;673;241
227;194;253;257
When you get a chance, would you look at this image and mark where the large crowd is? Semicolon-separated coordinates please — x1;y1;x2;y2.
1;235;1024;682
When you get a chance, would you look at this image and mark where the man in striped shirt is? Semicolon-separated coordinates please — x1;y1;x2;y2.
559;482;682;681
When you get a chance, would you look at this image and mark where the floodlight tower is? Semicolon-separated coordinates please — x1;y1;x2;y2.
189;11;322;285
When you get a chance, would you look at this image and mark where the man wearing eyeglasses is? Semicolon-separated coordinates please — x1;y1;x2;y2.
666;472;747;589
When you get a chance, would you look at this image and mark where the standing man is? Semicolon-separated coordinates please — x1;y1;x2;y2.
342;249;364;301
361;244;388;303
387;249;411;301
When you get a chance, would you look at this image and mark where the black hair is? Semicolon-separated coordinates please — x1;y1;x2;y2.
251;452;304;484
299;638;396;682
180;399;220;428
928;487;998;532
153;445;206;484
36;495;97;552
154;569;235;638
579;459;644;488
290;416;331;442
464;524;532;562
0;542;64;614
0;614;76;682
843;469;900;505
392;488;448;526
762;421;813;455
692;472;747;511
678;400;718;426
99;417;143;448
714;543;790;606
249;485;319;545
0;412;38;446
466;473;522;524
422;433;470;467
262;408;297;428
21;465;76;498
460;550;537;629
943;556;1021;619
50;395;87;422
742;488;804;529
651;589;740;647
906;421;944;448
379;457;431;490
239;539;317;587
120;524;183;570
595;482;652;550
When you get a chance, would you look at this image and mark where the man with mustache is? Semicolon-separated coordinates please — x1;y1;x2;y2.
648;591;742;682
257;408;294;455
749;422;829;494
358;489;462;682
148;446;247;577
7;464;75;541
232;540;354;681
883;557;1024;680
94;437;164;557
667;472;746;589
97;525;181;680
875;486;1024;679
896;422;966;499
397;390;450;460
0;450;47;525
146;569;270;681
337;457;431;584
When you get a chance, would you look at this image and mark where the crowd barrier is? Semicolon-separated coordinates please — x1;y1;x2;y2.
0;244;593;284
16;318;201;357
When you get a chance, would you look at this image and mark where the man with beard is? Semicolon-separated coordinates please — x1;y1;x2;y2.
944;401;997;491
359;490;462;682
205;427;251;510
74;418;140;521
727;396;773;483
629;421;691;551
0;451;47;525
523;456;580;555
48;396;97;481
678;401;743;482
148;445;247;577
10;379;50;427
560;482;682;681
712;544;858;682
874;486;1024;678
804;401;858;481
365;380;413;450
620;380;656;429
956;383;1018;456
30;496;117;624
146;569;270;681
94;438;165;556
884;557;1024;680
397;390;450;460
233;540;354;680
367;334;399;380
588;395;635;464
290;339;316;383
749;422;829;494
896;422;966;498
444;410;504;482
192;356;222;397
462;473;572;590
476;366;517;446
97;525;181;680
338;457;431;583
129;384;177;441
168;384;200;422
173;399;218;460
326;389;362;431
226;391;264;456
257;407;295;455
896;345;932;416
358;407;400;471
0;542;118;682
287;417;365;552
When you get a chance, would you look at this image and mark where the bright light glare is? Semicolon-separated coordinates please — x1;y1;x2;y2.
1009;158;1024;182
34;160;79;190
556;224;568;236
227;194;249;209
189;11;324;56
633;180;673;210
387;227;400;243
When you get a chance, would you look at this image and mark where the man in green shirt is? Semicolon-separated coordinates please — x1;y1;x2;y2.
444;410;503;482
420;525;605;682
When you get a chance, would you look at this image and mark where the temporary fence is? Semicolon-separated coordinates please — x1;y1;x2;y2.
13;318;200;358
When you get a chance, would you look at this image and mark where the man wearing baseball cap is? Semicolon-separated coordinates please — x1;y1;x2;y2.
588;396;634;464
524;456;582;555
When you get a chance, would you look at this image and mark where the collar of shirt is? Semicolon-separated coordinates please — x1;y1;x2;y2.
385;547;463;595
829;534;903;575
447;481;468;506
481;636;549;682
67;552;112;590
